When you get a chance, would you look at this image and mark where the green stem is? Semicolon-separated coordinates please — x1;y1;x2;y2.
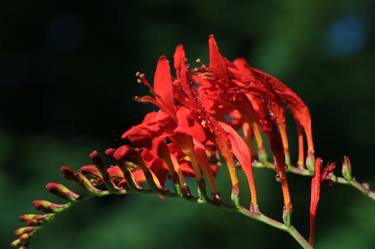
238;207;312;249
253;161;375;202
15;181;313;249
288;226;313;249
336;177;375;201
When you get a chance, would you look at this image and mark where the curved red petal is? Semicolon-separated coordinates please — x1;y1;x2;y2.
154;55;176;115
219;122;256;198
173;44;186;75
208;34;229;82
174;106;206;143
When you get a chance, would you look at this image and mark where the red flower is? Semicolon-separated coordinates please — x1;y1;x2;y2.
194;35;290;209
116;35;317;211
250;67;315;166
309;158;336;246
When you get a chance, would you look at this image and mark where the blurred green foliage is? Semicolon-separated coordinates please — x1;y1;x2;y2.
1;0;375;248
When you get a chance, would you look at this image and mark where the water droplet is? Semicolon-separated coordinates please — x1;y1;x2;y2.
284;164;288;171
275;173;281;182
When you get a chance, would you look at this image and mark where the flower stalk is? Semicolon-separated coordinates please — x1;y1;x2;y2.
10;35;375;249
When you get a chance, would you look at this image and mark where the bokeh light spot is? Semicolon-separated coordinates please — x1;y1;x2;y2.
326;16;366;57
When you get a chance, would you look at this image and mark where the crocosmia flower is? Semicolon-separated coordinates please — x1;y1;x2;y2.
14;35;339;249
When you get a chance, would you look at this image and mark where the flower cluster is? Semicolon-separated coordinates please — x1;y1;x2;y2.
12;35;326;249
113;34;315;212
121;35;314;211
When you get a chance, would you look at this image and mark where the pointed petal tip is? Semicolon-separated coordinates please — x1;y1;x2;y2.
157;55;169;63
174;44;186;72
120;132;127;139
176;43;184;50
208;34;218;46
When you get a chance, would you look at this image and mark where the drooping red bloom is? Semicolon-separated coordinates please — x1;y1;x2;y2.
309;158;336;246
250;67;315;166
193;35;291;209
114;35;316;210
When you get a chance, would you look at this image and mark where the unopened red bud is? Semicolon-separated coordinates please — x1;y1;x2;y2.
61;165;106;195
14;226;34;236
19;233;30;241
113;145;138;162
19;214;53;225
46;183;79;202
80;164;101;178
113;145;130;161
90;150;117;193
89;150;104;166
32;200;69;213
342;156;352;181
19;214;46;222
60;165;78;180
105;148;116;157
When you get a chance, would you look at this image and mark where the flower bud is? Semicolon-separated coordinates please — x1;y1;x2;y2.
14;226;34;236
113;145;139;162
90;150;117;193
19;214;46;222
46;183;79;202
32;200;70;213
342;156;352;181
60;165;105;195
11;239;21;247
19;214;53;225
19;233;30;242
105;147;116;157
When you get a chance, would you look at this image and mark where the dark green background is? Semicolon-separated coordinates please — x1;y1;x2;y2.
1;0;375;248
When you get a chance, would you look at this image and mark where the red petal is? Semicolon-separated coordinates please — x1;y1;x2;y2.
219;122;256;194
154;55;176;115
251;67;314;153
173;44;196;100
173;44;186;75
208;34;229;82
113;145;138;162
309;158;322;245
80;164;100;178
232;58;255;82
167;143;186;160
311;159;323;209
141;149;169;186
107;166;124;179
174;106;206;143
121;111;173;148
132;168;146;183
321;162;336;181
193;140;218;176
178;161;196;177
